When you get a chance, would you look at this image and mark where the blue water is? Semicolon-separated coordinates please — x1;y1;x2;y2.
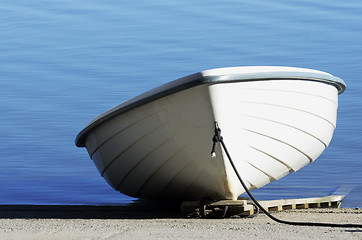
1;0;361;207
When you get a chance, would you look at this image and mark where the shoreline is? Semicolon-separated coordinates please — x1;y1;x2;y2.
0;205;361;239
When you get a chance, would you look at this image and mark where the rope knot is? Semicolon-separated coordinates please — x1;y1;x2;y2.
211;121;222;157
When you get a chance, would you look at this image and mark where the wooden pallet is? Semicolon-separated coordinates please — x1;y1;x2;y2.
180;195;344;217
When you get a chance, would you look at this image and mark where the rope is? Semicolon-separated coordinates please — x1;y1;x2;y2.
211;121;362;228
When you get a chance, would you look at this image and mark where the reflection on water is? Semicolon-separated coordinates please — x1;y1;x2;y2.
0;0;361;207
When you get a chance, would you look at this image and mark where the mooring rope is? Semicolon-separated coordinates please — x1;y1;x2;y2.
211;121;362;228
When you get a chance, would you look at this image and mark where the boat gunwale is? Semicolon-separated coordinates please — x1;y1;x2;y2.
75;67;346;147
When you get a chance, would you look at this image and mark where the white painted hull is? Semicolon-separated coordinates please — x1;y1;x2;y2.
76;67;345;201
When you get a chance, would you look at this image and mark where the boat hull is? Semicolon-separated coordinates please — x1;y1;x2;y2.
81;83;339;200
76;66;345;201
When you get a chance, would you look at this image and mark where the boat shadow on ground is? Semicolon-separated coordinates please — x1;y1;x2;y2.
0;201;184;219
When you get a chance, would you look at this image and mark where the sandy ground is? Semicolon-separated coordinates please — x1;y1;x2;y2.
0;205;361;240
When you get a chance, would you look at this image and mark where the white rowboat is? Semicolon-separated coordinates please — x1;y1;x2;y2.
75;66;345;201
